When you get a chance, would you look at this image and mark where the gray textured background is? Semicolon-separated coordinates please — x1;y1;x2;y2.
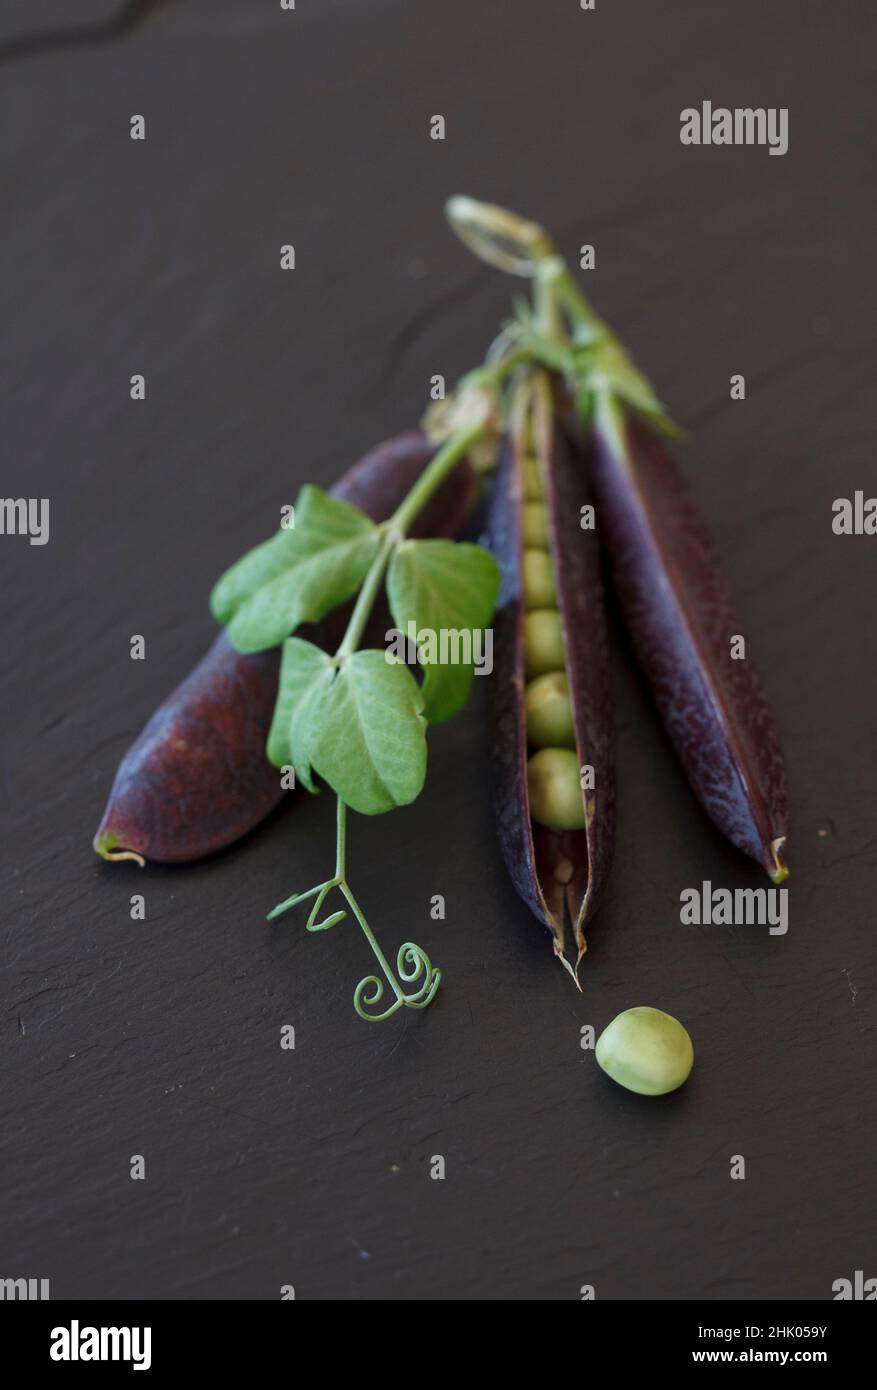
1;0;875;1299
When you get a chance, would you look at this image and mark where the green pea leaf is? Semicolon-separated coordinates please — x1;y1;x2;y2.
211;486;381;653
266;638;334;790
294;650;427;815
585;338;686;440
631;405;689;443
586;337;659;412
386;539;501;724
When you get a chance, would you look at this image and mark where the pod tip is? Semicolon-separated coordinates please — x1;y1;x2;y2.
769;837;789;885
93;831;146;868
574;940;588;988
554;943;582;992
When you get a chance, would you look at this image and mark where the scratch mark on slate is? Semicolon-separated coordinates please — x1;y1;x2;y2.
842;968;858;1005
364;269;487;398
0;0;175;66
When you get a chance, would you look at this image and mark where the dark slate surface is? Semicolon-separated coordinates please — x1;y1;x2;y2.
1;0;874;1300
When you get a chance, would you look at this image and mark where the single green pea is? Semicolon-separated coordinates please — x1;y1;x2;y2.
527;748;585;831
522;548;557;610
523;456;543;501
595;1007;694;1096
522;502;549;549
523;608;566;676
525;671;576;749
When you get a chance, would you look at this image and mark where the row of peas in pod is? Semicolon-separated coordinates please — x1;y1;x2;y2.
520;452;585;833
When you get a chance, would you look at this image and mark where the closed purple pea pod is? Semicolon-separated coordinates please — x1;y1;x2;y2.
93;432;476;864
589;392;788;883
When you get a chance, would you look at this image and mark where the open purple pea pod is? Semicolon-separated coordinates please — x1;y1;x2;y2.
444;195;788;894
488;373;615;981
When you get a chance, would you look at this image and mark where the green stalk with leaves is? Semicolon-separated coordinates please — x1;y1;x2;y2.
211;392;505;1021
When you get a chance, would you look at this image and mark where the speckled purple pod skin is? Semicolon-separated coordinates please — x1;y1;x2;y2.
589;411;788;881
489;389;615;972
94;432;476;864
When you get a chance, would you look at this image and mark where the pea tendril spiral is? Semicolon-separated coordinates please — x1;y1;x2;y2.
269;798;442;1023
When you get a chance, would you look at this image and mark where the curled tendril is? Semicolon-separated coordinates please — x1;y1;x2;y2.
304;879;347;932
353;944;442;1023
396;943;441;1002
274;800;442;1023
308;909;346;932
353;973;397;1022
445;195;554;277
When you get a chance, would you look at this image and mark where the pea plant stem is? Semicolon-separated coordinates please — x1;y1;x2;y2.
298;797;441;1023
389;417;486;536
593;387;630;464
334;789;347;879
445;196;683;440
334;527;396;660
335;419;486;663
332;801;394;981
273;423;483;1021
486;345;531;382
536;256;607;342
445;194;605;341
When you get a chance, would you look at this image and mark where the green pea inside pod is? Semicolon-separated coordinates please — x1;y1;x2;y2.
523;608;565;676
595;1007;694;1095
522;501;549;549
525;671;576;749
522;548;557;610
523;456;544;501
527;748;585;831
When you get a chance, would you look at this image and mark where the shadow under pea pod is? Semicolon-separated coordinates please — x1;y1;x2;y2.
488;371;616;984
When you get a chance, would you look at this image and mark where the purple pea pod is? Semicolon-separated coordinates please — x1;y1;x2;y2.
93;432;476;865
589;394;788;883
489;375;615;979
